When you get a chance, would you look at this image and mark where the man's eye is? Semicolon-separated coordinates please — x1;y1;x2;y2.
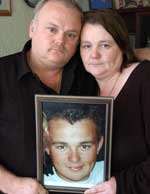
80;144;92;151
66;32;77;39
47;27;57;33
55;145;66;151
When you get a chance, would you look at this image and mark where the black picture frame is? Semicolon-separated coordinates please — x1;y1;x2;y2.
35;95;113;193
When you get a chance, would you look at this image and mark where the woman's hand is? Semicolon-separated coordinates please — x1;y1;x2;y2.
84;177;116;194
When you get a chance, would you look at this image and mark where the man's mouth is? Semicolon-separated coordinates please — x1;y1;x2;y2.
68;165;83;171
49;46;65;53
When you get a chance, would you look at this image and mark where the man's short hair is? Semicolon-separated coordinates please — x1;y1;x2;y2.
33;0;83;22
44;103;105;140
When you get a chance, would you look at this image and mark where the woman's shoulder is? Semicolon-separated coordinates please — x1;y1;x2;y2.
120;60;150;87
122;62;139;78
135;60;150;76
125;60;150;76
137;60;150;69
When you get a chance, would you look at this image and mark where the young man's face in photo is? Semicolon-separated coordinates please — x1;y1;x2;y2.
46;117;103;182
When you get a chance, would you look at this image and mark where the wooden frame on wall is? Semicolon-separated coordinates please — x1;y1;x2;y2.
0;0;11;16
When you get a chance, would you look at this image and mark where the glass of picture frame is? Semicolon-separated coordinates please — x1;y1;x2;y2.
35;95;113;193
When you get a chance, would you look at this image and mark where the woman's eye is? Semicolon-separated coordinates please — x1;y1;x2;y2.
101;44;110;48
81;44;91;49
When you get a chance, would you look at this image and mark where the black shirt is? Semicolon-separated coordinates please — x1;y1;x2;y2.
0;41;97;178
111;61;150;194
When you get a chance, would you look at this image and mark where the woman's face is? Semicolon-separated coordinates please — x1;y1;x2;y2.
80;23;123;80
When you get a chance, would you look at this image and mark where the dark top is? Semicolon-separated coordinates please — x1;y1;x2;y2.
111;60;150;194
1;40;149;194
0;41;97;179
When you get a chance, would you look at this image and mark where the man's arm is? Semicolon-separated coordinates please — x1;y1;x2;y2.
134;48;150;61
0;165;47;194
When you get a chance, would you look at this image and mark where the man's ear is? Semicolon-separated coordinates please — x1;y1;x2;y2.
29;20;36;38
97;136;104;155
43;129;50;155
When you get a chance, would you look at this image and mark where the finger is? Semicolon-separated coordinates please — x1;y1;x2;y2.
85;187;105;194
45;189;49;194
42;188;49;194
38;184;48;194
38;189;48;194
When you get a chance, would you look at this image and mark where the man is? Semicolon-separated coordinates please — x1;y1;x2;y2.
43;106;104;188
0;1;96;194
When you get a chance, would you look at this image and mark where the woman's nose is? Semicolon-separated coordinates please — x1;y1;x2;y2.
91;47;101;59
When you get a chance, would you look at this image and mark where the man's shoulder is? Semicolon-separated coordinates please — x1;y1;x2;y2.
0;51;22;63
0;40;29;68
0;51;23;70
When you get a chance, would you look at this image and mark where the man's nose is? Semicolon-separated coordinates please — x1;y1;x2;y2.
68;148;80;162
55;33;65;44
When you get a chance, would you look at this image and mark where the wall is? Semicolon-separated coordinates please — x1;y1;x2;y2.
0;0;33;57
0;0;89;57
76;0;90;11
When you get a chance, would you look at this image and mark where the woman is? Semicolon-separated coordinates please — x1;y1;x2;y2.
80;9;150;194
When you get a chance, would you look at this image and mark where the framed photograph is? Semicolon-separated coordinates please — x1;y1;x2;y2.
89;0;112;9
0;0;11;16
35;95;113;193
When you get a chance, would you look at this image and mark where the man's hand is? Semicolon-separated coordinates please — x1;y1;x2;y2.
0;165;48;194
11;177;48;194
84;177;116;194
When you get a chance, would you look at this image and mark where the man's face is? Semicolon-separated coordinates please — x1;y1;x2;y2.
46;118;103;181
29;1;82;70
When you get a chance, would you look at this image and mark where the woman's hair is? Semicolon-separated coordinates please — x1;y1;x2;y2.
33;0;83;23
83;9;138;70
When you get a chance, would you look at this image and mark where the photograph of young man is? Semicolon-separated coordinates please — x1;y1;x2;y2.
43;105;105;188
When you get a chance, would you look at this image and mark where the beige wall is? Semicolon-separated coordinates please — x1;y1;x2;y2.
76;0;89;11
0;0;33;57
